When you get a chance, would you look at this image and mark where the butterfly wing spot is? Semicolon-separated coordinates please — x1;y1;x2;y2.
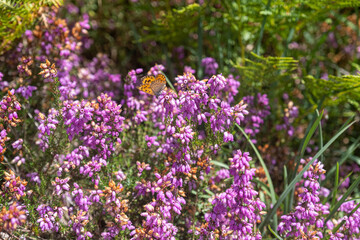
138;84;155;95
141;76;155;85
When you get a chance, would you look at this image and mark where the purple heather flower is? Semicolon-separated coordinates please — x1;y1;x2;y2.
66;3;79;14
136;161;151;176
12;138;23;150
201;57;218;77
184;66;196;74
16;85;37;99
26;172;41;185
223;74;240;104
278;158;329;238
36;204;64;233
11;155;25;166
36;108;59;151
276;96;299;137
207;74;227;96
115;170;126;181
71;183;91;212
223;131;234;143
145;135;160;147
201;150;265;238
147;64;165;76
52;177;70;196
213;169;230;183
3;170;27;200
68;210;92;239
243;93;270;142
174;126;194;144
0;202;27;231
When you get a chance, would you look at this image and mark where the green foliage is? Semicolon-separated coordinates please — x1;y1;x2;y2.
233;52;298;92
141;3;201;47
304;74;360;109
305;0;360;9
0;0;62;53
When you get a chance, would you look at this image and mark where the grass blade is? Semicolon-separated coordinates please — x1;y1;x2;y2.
255;0;272;54
253;178;272;197
260;120;357;230
323;171;353;205
160;71;176;93
211;160;229;169
331;201;360;234
300;110;323;157
324;173;360;225
316;110;324;163
323;137;360;186
268;225;283;240
287;109;324;213
290;106;324;182
283;166;289;212
331;162;340;207
235;123;277;228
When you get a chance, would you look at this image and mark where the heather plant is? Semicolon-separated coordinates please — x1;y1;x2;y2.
1;1;360;240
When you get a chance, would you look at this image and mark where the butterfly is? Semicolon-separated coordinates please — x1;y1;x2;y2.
137;74;167;97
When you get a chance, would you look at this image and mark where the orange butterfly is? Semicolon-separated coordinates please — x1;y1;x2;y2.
137;74;167;97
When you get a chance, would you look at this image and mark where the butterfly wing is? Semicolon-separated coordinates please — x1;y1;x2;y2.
137;84;155;95
150;74;166;97
155;74;166;83
138;74;166;96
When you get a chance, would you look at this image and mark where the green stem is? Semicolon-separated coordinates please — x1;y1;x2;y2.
197;15;203;79
255;0;272;55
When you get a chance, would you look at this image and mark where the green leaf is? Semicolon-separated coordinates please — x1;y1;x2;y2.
211;160;229;169
301;110;323;156
331;163;340;207
253;178;272;197
268;225;283;240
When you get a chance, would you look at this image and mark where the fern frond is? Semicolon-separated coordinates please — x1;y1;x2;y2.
233;52;298;91
304;74;360;108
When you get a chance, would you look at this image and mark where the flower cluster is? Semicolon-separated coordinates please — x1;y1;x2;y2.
278;158;329;238
327;200;360;239
0;129;9;162
36;108;59;151
0;202;27;231
0;89;22;128
36;205;63;232
276;93;299;137
2;3;358;240
242;93;270;143
199;150;265;239
126;69;260;239
101;180;134;239
0;171;28;232
1;170;28;201
202;57;219;77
